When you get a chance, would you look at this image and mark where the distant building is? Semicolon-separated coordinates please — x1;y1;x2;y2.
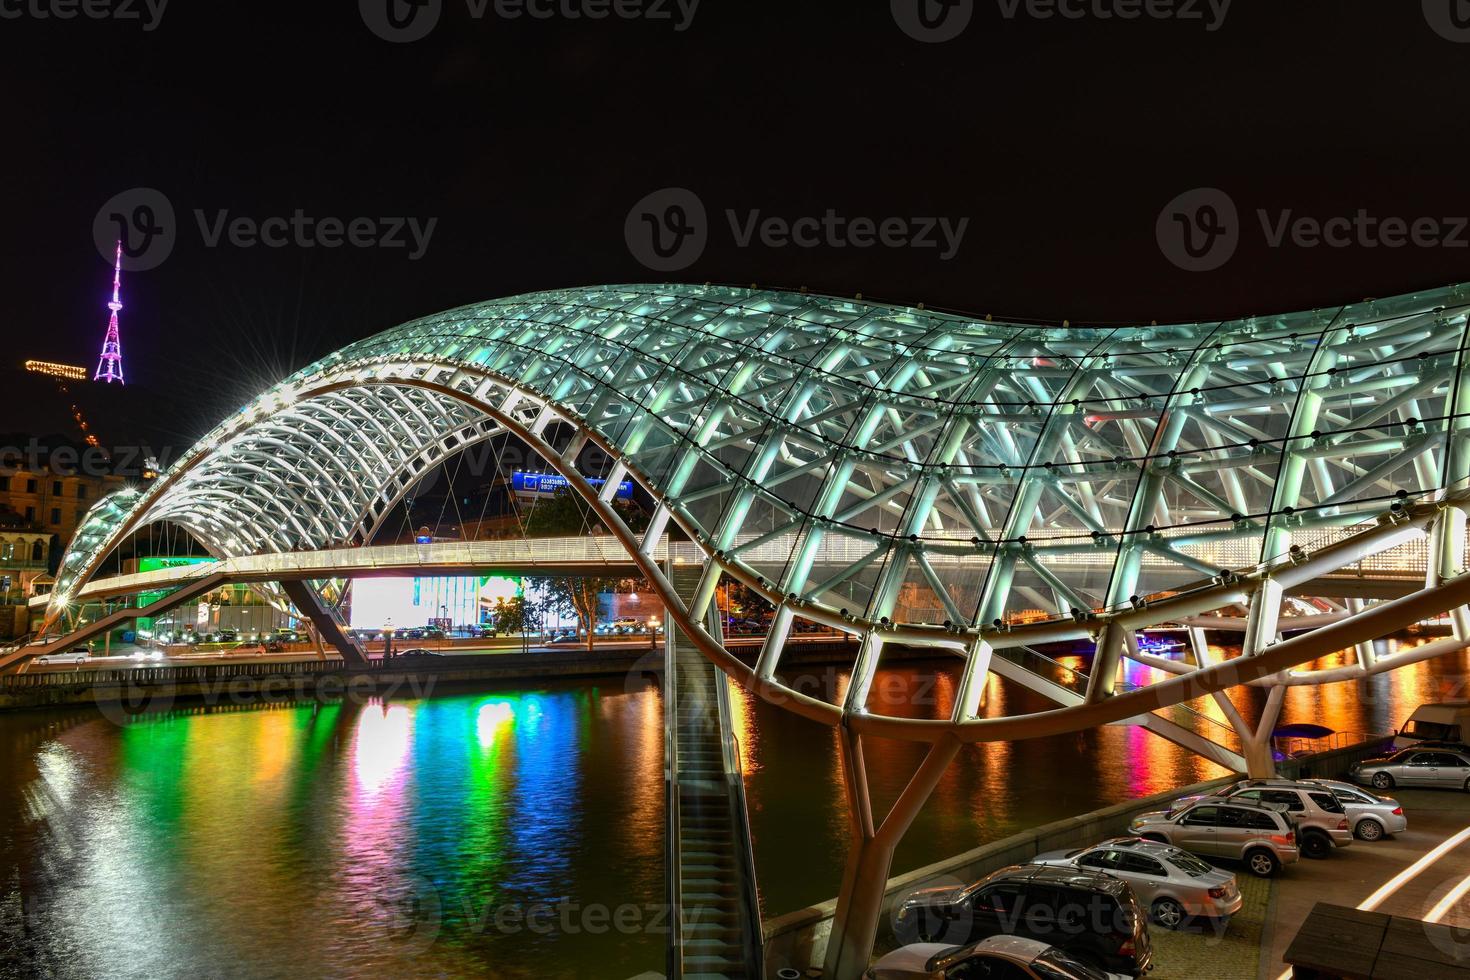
0;510;51;639
0;456;127;549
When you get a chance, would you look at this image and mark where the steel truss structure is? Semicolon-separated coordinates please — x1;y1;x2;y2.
40;282;1470;977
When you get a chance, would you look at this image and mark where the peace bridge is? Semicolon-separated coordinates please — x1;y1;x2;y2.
13;280;1470;978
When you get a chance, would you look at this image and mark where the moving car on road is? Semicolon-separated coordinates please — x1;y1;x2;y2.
1029;837;1241;928
33;648;90;665
1350;747;1470;791
392;648;444;661
1129;799;1299;878
865;935;1120;980
893;864;1152;976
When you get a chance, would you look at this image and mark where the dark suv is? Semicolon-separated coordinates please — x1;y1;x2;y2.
894;864;1152;976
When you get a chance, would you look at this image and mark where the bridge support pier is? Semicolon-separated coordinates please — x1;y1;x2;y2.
1232;683;1285;778
281;581;366;664
824;730;961;980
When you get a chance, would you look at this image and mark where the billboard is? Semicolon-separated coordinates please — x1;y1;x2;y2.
512;471;633;500
348;574;530;630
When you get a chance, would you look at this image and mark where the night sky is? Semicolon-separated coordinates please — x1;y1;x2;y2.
4;1;1468;449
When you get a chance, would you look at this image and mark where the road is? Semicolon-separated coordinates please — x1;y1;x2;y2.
19;631;852;673
1265;786;1470;975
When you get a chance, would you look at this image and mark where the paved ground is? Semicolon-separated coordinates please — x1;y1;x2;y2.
1149;872;1271;979
1262;788;1470;976
1145;787;1470;978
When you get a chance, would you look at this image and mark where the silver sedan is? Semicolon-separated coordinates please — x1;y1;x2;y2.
1350;748;1470;792
1307;779;1407;841
1030;836;1242;929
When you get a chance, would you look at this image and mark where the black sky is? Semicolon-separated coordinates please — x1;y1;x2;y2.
4;1;1468;445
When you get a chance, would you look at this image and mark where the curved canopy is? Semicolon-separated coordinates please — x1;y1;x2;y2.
50;281;1470;642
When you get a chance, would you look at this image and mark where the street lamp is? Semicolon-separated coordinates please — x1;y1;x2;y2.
648;614;660;649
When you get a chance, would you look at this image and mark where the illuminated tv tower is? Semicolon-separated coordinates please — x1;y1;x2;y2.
94;240;125;384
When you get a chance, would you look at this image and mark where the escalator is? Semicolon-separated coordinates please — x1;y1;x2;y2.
665;563;763;979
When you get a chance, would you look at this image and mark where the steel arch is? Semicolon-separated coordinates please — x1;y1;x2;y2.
45;282;1470;737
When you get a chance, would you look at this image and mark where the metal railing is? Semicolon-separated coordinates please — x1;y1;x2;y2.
1274;730;1387;759
662;608;683;980
69;519;1441;605
713;661;765;976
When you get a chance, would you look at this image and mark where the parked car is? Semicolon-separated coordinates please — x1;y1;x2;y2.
1181;777;1404;842
1350;747;1470;791
1204;781;1352;858
865;935;1119;980
1308;779;1407;841
893;865;1152;976
1129;799;1299;878
1391;739;1470;755
1030;837;1241;929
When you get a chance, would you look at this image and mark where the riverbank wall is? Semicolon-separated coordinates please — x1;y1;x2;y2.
0;636;938;712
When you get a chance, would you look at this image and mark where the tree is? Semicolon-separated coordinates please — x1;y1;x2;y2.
521;488;651;537
528;574;618;652
492;594;539;654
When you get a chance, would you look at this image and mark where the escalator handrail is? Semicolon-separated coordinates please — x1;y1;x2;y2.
663;602;683;979
712;662;766;975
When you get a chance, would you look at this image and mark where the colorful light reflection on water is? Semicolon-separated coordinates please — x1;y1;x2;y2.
0;644;1465;977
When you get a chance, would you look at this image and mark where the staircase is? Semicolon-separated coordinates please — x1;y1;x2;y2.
666;563;763;980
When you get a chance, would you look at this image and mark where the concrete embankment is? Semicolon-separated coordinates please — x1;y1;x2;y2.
0;637;913;712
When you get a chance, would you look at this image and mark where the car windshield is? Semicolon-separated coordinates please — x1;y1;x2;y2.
1165;851;1216;877
1402;720;1456;740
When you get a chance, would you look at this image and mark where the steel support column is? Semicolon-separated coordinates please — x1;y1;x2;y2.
824;732;962;980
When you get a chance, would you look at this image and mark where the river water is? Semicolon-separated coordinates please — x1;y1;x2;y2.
1;642;1465;979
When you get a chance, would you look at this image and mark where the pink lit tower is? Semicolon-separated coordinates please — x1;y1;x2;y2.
94;240;125;384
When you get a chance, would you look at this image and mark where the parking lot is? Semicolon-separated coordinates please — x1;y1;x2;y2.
1141;787;1470;978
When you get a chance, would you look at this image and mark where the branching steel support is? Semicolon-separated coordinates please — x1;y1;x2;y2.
824;731;962;980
